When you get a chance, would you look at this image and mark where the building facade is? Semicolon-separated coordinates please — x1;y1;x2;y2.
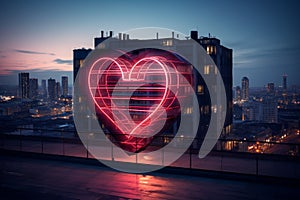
242;76;249;101
29;78;38;99
48;78;56;100
73;30;233;147
62;76;68;97
18;73;30;99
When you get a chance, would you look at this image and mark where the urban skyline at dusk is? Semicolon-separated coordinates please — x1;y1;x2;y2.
0;0;299;87
1;1;299;199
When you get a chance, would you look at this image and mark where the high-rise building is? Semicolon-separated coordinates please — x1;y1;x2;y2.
73;49;93;82
48;78;56;100
18;73;29;99
241;77;249;101
62;76;68;97
261;96;278;123
267;82;275;95
41;79;47;97
196;32;233;136
29;78;38;99
235;86;241;102
73;30;233;146
56;82;61;98
282;73;287;91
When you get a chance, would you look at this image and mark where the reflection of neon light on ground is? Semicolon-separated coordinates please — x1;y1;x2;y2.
88;48;193;153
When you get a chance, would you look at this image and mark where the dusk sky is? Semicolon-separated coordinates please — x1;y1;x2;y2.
0;0;299;87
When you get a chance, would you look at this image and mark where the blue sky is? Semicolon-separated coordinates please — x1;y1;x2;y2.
0;0;299;87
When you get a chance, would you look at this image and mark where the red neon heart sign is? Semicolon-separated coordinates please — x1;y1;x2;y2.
88;49;193;152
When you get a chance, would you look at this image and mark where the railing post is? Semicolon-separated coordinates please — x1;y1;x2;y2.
19;128;22;151
86;135;89;159
111;138;114;161
41;130;44;154
220;154;223;171
189;142;192;169
61;131;64;156
256;156;258;176
136;138;138;163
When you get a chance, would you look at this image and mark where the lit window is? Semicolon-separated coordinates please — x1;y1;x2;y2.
185;107;192;114
206;45;216;54
162;39;173;46
214;66;218;75
204;65;210;75
79;59;84;67
197;85;203;94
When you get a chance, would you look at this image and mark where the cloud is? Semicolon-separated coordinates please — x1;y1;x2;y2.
14;49;55;56
53;58;72;65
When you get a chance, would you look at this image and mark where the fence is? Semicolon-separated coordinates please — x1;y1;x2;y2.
1;127;299;179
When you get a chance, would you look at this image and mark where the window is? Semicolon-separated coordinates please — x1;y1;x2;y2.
204;65;210;75
206;45;216;54
162;39;173;46
197;85;204;94
79;59;84;67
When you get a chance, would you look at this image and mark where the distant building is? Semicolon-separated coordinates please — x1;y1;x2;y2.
41;79;47;97
235;86;241;102
18;73;29;99
56;82;61;98
62;76;68;97
242;77;249;101
48;78;56;100
242;98;277;123
29;78;38;99
282;73;287;91
267;82;275;95
262;96;278;123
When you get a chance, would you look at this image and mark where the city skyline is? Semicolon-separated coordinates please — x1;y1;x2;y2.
0;0;299;87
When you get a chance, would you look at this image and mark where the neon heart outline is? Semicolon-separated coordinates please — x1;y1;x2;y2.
88;56;180;140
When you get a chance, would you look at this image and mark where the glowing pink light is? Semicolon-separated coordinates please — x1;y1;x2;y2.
88;49;193;152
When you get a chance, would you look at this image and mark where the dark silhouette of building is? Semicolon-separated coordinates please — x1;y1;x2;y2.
73;49;92;82
267;82;275;95
29;78;38;99
18;73;29;99
242;77;249;101
56;82;61;98
282;73;287;91
195;32;233;136
62;76;68;97
48;78;56;100
41;79;47;98
235;86;241;101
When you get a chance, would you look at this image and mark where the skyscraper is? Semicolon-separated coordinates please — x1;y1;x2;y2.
196;32;233;136
48;78;56;100
242;77;249;101
29;78;38;99
235;86;241;102
61;76;68;97
282;73;287;91
41;79;47;98
18;73;29;99
56;82;61;98
73;49;93;82
267;82;275;95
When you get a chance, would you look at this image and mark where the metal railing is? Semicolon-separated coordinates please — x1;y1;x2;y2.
1;127;299;179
